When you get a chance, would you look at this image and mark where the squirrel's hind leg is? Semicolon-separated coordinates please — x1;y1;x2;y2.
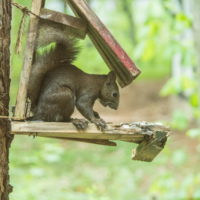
34;85;89;130
33;86;75;122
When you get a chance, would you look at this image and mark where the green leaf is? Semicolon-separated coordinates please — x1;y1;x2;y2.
160;78;181;96
186;129;200;138
176;13;192;27
36;42;56;56
193;109;200;119
181;76;196;90
170;110;189;130
141;40;156;61
171;150;187;166
189;93;199;107
149;20;161;36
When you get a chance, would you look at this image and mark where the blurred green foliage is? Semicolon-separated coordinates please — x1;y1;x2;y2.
10;137;200;200
9;0;200;199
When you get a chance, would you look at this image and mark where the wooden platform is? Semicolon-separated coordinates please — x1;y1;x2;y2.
11;121;169;162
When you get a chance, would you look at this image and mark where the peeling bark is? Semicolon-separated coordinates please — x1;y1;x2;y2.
0;0;13;199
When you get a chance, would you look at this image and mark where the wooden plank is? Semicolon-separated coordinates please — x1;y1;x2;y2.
40;8;87;39
11;121;169;162
89;28;131;86
14;0;45;120
67;0;141;87
88;31;125;85
91;28;134;85
11;121;145;142
132;131;168;162
11;121;168;141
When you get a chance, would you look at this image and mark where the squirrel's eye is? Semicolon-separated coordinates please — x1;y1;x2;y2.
113;92;118;98
106;82;111;86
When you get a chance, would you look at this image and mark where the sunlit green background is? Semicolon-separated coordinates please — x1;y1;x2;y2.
10;0;200;200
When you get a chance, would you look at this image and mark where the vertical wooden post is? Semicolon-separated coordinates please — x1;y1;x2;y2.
0;0;13;199
14;0;45;120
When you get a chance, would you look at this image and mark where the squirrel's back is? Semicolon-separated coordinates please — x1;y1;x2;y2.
40;64;107;98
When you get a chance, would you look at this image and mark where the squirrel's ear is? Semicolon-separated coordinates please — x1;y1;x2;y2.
107;71;116;82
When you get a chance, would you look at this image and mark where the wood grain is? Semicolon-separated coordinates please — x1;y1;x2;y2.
40;8;87;39
14;0;45;119
11;121;144;142
11;121;169;161
11;121;168;142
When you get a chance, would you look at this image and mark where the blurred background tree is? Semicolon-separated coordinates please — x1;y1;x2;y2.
10;0;200;200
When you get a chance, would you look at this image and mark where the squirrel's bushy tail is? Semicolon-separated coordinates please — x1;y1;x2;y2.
28;21;79;109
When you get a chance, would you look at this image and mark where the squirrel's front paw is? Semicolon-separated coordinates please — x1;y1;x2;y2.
72;118;89;130
93;111;100;119
92;118;107;131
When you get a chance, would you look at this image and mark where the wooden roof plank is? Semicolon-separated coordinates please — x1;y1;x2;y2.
67;0;141;87
40;8;87;39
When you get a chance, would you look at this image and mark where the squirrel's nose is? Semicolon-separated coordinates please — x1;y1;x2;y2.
109;103;118;110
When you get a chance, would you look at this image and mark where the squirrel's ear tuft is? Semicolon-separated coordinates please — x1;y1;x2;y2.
107;71;116;82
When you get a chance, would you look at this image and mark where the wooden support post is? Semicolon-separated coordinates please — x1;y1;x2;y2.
14;0;45;120
40;8;87;39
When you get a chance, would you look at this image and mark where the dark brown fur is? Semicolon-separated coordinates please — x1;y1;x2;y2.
28;23;119;130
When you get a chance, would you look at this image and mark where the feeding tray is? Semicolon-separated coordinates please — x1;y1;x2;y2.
11;0;168;163
11;121;169;162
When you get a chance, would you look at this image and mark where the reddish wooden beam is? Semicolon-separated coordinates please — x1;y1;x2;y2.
68;0;141;87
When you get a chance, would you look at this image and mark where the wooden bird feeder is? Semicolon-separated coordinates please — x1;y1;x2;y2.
12;0;169;162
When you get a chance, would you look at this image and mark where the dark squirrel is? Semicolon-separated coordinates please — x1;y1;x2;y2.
28;21;119;130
